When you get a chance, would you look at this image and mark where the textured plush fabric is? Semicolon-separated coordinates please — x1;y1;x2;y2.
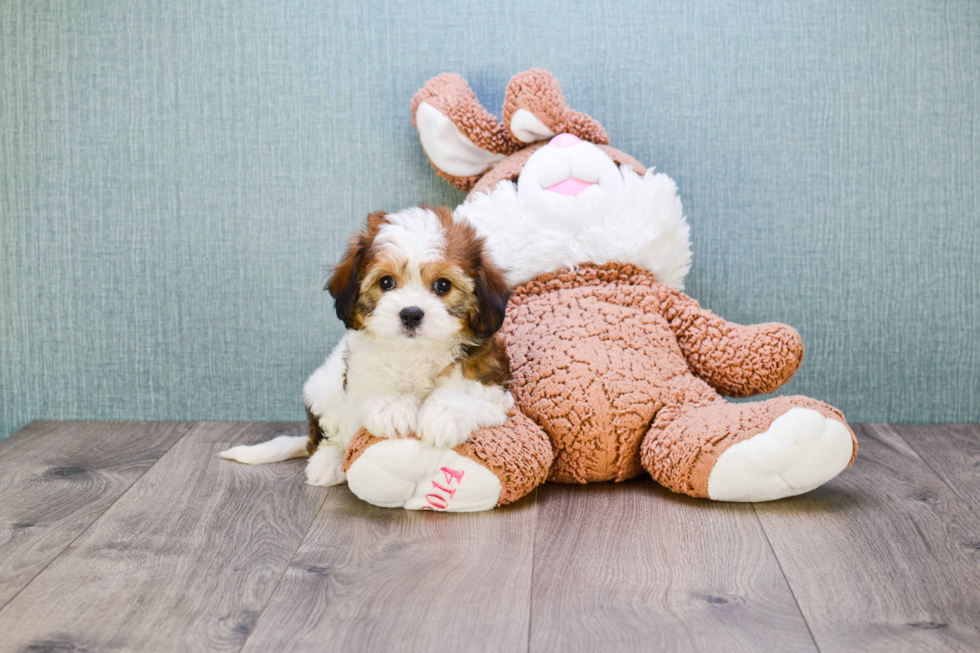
412;74;520;190
2;0;980;441
343;408;554;507
501;69;609;146
643;395;856;498
505;264;704;483
502;262;852;485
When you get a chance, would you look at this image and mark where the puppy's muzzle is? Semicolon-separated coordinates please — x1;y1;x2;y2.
399;306;424;332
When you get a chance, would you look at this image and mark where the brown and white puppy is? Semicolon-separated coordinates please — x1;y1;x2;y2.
219;206;513;487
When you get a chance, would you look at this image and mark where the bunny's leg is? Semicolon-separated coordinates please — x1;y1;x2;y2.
343;410;553;512
642;394;857;501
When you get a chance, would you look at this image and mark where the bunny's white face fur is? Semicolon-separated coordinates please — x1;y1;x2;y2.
454;133;692;290
515;135;625;233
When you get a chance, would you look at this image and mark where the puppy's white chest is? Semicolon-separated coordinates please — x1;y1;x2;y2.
345;334;453;399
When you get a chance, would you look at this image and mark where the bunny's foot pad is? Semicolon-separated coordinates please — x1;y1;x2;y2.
346;438;502;512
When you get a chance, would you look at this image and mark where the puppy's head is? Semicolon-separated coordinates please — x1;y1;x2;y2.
327;206;510;344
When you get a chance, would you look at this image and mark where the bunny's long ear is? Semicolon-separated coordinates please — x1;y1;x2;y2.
411;74;521;191
502;69;609;145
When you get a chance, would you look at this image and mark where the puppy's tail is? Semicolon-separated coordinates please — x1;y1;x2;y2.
218;435;310;464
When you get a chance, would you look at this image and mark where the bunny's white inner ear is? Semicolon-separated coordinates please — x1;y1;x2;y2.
416;102;505;177
509;108;556;143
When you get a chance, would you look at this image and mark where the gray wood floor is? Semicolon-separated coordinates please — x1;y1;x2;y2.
0;421;978;653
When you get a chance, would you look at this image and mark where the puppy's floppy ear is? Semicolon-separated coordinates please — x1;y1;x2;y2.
327;218;378;329
469;248;511;339
326;234;367;329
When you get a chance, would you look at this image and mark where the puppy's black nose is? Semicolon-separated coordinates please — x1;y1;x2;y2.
399;306;424;329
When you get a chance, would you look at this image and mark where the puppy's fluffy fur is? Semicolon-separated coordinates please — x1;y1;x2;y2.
219;206;514;487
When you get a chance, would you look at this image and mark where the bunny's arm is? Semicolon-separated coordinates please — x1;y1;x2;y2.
653;285;805;397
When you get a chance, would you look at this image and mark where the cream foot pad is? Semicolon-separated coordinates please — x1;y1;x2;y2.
707;408;854;502
346;438;502;512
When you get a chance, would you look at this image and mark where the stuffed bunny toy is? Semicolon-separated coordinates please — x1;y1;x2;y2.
342;69;857;511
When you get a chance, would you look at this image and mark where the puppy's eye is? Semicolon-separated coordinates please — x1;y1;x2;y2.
379;276;396;291
433;278;452;296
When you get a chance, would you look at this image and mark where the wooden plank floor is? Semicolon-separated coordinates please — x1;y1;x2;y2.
0;422;977;653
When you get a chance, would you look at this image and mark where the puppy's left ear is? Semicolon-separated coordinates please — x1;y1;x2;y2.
469;251;511;338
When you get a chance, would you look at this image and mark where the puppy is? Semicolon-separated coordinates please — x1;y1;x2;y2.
219;206;514;487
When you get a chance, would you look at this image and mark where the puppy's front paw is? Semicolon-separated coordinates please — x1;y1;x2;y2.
417;404;474;449
306;445;346;487
362;395;420;439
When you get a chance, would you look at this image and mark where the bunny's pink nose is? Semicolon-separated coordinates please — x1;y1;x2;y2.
549;133;581;148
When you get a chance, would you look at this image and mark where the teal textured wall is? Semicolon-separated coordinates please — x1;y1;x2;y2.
2;0;979;440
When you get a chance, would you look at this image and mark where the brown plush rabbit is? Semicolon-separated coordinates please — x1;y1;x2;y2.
342;69;856;511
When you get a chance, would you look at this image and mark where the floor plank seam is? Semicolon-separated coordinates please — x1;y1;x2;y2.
892;426;980;523
752;504;823;653
525;488;538;653
234;486;332;653
0;421;198;616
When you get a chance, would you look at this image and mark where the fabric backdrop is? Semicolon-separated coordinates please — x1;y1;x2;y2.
2;0;978;441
